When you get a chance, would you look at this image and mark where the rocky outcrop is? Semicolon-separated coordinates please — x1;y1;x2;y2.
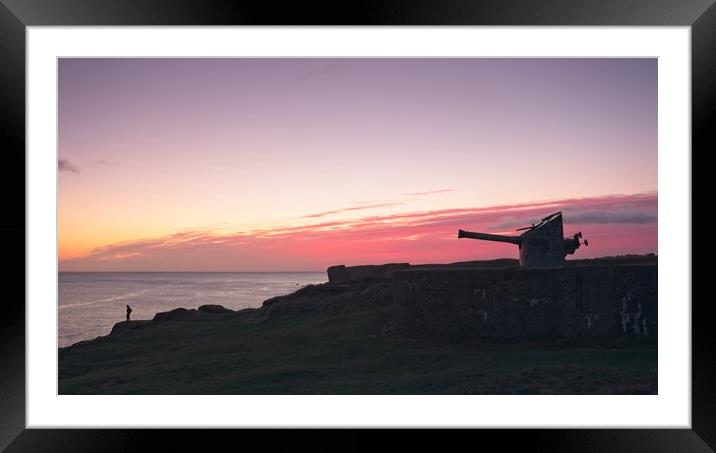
198;304;233;314
153;308;198;322
104;305;236;338
151;305;238;322
109;320;152;336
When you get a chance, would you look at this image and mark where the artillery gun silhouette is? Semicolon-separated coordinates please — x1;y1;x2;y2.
458;211;587;268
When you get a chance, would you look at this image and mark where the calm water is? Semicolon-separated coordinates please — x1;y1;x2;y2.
58;272;327;348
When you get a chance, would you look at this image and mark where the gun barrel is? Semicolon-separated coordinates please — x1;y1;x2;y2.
457;229;522;245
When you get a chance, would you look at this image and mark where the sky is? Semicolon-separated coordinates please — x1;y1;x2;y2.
58;58;657;272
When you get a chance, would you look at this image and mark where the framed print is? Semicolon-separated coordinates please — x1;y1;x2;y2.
2;0;713;450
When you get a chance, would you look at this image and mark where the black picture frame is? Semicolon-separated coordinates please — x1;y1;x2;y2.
1;0;712;450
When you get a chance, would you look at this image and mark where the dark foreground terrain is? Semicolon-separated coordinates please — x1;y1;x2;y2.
59;279;657;394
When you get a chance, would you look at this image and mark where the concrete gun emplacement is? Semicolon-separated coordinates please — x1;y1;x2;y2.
458;211;588;268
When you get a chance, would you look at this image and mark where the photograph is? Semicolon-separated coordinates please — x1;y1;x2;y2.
1;0;709;446
56;57;658;395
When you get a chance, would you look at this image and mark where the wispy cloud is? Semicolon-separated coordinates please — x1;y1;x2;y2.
58;159;79;173
302;188;454;219
302;201;404;219
402;189;454;196
60;192;657;271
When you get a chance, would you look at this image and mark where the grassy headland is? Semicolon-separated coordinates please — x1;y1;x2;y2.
58;278;657;394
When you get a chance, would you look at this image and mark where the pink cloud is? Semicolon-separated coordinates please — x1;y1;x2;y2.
60;192;657;272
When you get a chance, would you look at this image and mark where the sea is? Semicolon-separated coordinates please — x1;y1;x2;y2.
58;272;327;348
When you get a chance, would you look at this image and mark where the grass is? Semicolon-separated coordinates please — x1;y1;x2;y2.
58;282;657;394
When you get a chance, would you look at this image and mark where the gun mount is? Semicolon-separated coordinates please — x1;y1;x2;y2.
457;211;588;268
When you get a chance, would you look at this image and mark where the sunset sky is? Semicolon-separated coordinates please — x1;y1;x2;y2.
58;58;657;272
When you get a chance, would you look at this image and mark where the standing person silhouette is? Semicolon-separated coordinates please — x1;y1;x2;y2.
126;304;132;322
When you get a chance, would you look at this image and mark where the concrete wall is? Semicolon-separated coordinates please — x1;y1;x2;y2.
393;265;657;341
327;263;411;284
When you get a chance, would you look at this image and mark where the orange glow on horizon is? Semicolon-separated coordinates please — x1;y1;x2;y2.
59;192;658;272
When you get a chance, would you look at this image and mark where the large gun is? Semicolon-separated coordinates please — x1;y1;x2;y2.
458;211;587;268
457;230;522;245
